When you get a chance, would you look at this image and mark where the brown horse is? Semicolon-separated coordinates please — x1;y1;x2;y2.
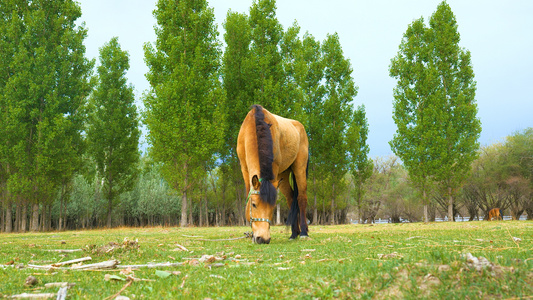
488;208;502;221
237;105;309;244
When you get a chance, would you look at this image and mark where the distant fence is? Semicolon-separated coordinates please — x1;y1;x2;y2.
352;215;528;224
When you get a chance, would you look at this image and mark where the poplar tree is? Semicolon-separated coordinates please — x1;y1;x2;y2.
0;0;93;231
86;37;140;228
144;0;226;227
222;10;253;225
320;33;358;224
248;0;284;114
389;1;481;221
346;105;373;223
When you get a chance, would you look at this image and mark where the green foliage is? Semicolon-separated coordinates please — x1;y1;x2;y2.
463;128;533;220
248;0;284;114
86;37;140;227
389;1;481;220
143;0;226;225
347;105;373;218
0;0;93;229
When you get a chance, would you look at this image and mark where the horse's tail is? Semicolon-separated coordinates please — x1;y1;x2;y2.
287;150;309;227
287;172;299;226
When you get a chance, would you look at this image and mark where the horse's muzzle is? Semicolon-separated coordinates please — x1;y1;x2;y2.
253;236;271;244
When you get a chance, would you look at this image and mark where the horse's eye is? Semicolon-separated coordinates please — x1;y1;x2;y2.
252;203;257;208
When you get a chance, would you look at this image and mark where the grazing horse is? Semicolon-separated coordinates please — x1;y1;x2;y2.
237;105;309;244
488;208;502;221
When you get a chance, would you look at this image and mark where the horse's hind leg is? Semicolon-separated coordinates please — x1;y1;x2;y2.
292;159;309;238
278;171;300;239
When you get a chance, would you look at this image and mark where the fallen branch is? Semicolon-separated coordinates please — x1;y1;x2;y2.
28;260;185;271
116;262;184;269
44;282;75;288
52;257;92;267
70;260;119;270
173;243;189;251
9;293;56;299
28;260;118;271
56;286;68;300
43;249;83;253
103;279;133;300
503;224;520;248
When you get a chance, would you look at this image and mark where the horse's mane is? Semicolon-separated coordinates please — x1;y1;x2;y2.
253;104;277;206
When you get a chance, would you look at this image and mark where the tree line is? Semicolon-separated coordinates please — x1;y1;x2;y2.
1;1;530;232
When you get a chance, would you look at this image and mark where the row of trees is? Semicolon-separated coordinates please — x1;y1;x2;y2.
1;0;372;232
142;0;372;228
20;127;530;231
361;128;532;223
1;0;530;232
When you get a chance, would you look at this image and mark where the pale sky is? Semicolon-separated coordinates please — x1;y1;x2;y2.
77;0;533;158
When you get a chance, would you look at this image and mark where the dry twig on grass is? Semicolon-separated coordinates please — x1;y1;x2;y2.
9;293;56;299
51;256;92;267
43;249;83;253
116;262;184;269
56;286;68;300
103;279;133;300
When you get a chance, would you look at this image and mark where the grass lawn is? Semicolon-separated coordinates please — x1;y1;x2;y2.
1;221;532;299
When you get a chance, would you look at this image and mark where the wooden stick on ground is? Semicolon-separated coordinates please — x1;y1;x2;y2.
116;262;184;269
70;260;119;270
104;279;133;300
9;293;56;299
52;256;92;267
43;249;83;253
56;286;68;300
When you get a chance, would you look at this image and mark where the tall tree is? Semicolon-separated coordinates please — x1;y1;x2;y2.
0;0;93;232
320;33;358;224
144;0;226;227
222;10;253;225
86;37;140;228
389;1;480;222
346;105;373;223
248;0;284;114
503;128;533;219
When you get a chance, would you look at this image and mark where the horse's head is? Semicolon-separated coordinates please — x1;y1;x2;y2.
245;175;280;244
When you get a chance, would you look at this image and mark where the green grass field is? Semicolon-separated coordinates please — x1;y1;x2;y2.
1;221;531;299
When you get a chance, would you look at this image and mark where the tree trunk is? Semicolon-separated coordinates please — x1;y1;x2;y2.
107;196;113;228
15;201;20;232
180;162;188;227
180;189;188;227
330;183;335;225
58;194;63;231
30;203;39;231
0;199;3;233
188;197;193;226
423;188;428;223
20;201;27;232
205;196;209;226
47;205;52;231
5;202;12;233
447;186;454;222
312;174;317;225
199;197;203;227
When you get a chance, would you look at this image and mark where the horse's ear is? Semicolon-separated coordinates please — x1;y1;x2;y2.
252;175;261;191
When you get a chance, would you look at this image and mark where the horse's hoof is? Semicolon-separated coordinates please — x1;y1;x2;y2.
300;235;309;239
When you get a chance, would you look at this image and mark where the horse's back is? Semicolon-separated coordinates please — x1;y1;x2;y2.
270;113;308;173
